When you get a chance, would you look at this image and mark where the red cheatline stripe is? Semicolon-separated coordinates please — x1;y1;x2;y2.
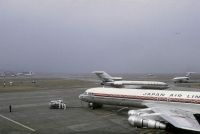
93;93;200;104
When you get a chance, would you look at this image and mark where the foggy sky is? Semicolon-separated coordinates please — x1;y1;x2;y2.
0;0;200;73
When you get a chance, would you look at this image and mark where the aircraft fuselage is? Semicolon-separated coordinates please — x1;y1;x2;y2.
79;87;200;112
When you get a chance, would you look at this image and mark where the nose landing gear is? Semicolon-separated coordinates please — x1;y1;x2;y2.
88;102;103;110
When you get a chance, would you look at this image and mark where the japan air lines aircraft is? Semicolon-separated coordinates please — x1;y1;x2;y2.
79;87;200;132
93;71;168;89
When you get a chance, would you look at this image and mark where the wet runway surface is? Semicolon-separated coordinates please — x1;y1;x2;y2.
0;88;168;134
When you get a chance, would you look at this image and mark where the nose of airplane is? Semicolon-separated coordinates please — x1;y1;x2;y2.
79;94;83;100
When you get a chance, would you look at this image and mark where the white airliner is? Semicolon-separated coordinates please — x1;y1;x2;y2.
93;71;168;89
173;72;193;83
16;71;33;76
24;71;33;76
79;87;200;132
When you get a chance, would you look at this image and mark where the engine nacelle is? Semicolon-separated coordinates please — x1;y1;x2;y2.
113;81;123;85
128;111;145;116
128;116;166;129
128;109;153;116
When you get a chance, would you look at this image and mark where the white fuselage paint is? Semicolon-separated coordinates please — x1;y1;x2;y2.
79;87;200;112
173;77;190;83
106;80;169;89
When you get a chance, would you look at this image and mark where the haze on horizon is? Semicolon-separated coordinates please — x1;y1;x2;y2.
0;0;200;74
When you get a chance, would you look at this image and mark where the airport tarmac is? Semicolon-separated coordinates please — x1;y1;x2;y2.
1;73;200;134
0;87;168;134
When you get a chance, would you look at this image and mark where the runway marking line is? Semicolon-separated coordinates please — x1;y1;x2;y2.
99;113;115;118
0;114;36;132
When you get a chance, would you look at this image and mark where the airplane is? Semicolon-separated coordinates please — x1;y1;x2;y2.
16;71;33;76
93;71;169;89
24;71;33;76
172;72;193;83
79;87;200;132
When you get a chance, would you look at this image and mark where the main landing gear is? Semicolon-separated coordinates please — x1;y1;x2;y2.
88;102;103;110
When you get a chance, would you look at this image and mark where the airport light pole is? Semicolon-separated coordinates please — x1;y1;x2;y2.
3;75;6;87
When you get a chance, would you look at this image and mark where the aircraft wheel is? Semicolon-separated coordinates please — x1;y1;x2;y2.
88;102;102;110
88;102;95;110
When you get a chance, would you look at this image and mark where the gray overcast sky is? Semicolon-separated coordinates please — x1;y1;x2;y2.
0;0;200;73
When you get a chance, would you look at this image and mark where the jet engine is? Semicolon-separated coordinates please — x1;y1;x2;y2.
112;81;123;88
128;109;153;116
128;109;166;129
128;116;166;129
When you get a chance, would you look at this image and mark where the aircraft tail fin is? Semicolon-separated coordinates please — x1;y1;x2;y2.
92;71;114;82
186;72;193;77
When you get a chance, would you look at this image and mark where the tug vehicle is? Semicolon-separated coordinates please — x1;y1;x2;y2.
49;99;66;109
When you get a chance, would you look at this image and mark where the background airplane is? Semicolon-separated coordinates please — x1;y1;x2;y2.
16;71;33;76
93;71;169;89
172;72;194;83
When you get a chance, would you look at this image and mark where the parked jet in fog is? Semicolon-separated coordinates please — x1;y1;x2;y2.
173;72;193;83
79;87;200;132
93;71;168;89
16;71;33;76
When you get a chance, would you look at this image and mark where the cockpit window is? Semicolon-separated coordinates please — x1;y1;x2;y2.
84;92;88;95
84;92;93;95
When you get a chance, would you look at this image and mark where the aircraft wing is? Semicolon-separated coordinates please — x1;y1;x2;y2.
145;103;200;132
